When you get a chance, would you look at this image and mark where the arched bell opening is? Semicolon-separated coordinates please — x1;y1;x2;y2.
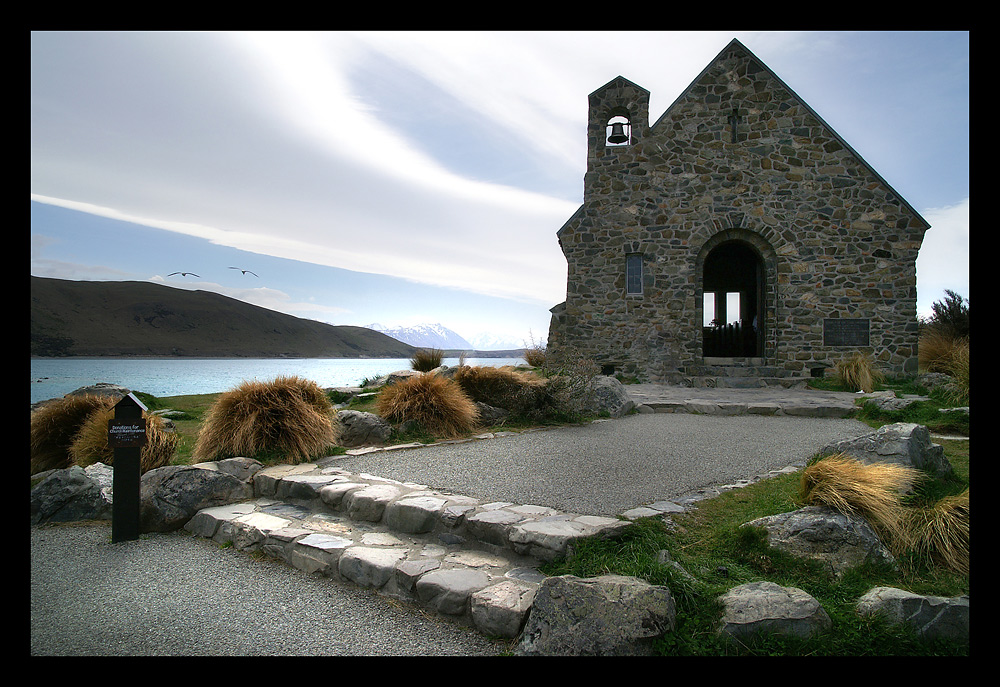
605;115;631;146
702;240;765;358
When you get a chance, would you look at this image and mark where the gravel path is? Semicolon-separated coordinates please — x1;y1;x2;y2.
332;413;874;516
30;522;507;656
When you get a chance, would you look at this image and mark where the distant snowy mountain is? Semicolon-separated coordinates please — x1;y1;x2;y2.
366;323;473;350
467;332;528;351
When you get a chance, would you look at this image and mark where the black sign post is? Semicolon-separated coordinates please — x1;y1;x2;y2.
109;393;147;543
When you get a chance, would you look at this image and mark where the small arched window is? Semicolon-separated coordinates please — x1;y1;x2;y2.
606;115;631;146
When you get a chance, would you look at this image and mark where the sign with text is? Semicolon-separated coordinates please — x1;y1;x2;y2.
108;418;147;448
823;318;870;347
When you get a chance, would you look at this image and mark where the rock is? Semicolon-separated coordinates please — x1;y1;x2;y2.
474;402;509;426
370;370;421;388
338;546;408;588
515;574;676;656
717;581;832;641
194;456;263;483
64;382;132;400
820;422;954;477
857;587;969;645
30;464;114;525
335;410;393;447
415;568;492;616
580;376;635;418
470;580;537;638
139;463;254;532
745;505;896;577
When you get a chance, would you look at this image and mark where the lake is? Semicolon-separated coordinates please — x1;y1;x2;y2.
29;357;527;404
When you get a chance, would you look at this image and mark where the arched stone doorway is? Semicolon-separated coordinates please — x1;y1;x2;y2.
700;238;766;358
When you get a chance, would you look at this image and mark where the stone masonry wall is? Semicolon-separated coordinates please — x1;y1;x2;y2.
547;41;928;383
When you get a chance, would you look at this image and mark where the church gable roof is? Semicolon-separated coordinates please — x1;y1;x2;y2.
650;38;929;229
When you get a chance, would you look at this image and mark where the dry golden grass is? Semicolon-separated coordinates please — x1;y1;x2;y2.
833;352;884;393
800;453;922;551
943;339;969;405
193;375;335;465
919;327;967;374
906;489;969;575
523;347;546;367
410;348;444;372
376;372;478;438
30;394;118;474
453;365;549;417
68;406;178;473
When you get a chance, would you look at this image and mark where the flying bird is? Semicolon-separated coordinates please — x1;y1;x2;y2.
229;267;259;277
167;272;200;278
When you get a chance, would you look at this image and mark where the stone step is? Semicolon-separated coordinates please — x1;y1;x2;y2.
181;463;631;638
689;376;812;389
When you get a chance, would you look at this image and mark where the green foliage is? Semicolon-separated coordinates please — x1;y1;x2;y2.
926;289;969;339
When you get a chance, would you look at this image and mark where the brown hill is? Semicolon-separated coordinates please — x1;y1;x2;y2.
30;276;417;358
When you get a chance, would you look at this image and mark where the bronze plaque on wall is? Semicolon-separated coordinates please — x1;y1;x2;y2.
823;318;870;346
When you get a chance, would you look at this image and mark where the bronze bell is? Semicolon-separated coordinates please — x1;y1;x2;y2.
607;121;629;144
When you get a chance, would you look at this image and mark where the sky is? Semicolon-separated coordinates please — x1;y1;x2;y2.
30;31;969;349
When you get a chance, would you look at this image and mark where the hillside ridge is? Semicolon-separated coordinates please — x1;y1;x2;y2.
30;276;418;358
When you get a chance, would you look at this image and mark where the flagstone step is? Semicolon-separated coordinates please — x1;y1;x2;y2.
181;462;631;638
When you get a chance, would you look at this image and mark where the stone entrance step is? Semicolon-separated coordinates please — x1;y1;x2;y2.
689;357;813;389
182;463;630;638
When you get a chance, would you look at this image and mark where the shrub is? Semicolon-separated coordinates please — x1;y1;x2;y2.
30;394;117;474
919;327;967;374
68;406;178;473
926;289;969;339
523;331;547;367
833;352;884;393
410;348;444;372
193;376;335;465
906;489;969;575
453;365;550;417
375;373;478;437
799;453;922;552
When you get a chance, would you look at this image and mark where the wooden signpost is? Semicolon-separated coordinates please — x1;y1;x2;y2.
108;393;147;543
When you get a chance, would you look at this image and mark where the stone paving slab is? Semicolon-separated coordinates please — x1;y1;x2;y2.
626;384;878;418
182;464;633;638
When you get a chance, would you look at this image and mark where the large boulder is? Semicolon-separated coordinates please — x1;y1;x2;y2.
744;505;896;577
579;376;635;419
718;581;832;642
30;463;114;525
856;587;969;645
515;574;675;656
139;459;260;532
335;410;393;447
819;422;954;477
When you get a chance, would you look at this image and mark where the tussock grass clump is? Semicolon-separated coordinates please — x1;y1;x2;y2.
193;376;335;465
833;352;884;393
919;328;968;375
943;339;969;405
453;365;550;418
906;489;969;575
376;373;478;438
30;394;118;474
68;406;178;473
800;453;922;551
410;348;444;372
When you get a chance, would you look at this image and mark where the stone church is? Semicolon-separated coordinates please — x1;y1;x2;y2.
546;38;930;386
